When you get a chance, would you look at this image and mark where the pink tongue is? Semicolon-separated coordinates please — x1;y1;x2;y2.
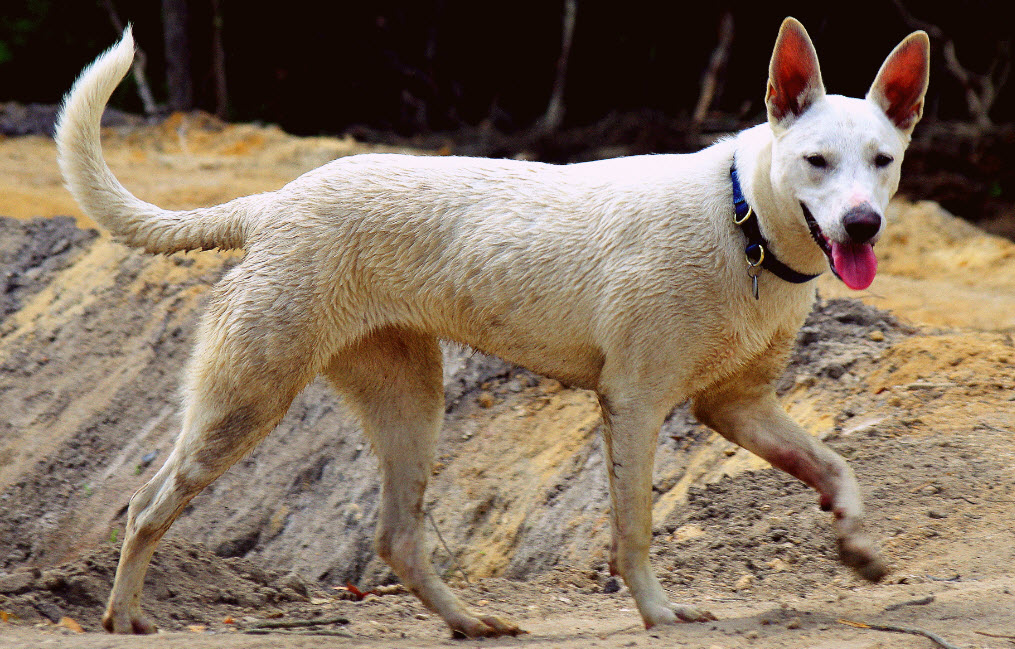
831;241;877;290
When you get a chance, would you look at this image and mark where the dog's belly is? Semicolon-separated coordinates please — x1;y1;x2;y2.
451;326;606;390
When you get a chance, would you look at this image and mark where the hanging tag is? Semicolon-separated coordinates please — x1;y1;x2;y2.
745;244;764;301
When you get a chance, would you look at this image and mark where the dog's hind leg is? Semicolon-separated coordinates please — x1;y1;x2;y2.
693;379;889;582
598;392;718;628
325;327;523;638
102;293;324;634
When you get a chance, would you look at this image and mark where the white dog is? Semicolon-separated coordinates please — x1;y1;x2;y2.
56;18;928;637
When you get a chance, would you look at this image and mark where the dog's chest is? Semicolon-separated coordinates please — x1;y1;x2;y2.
681;280;814;394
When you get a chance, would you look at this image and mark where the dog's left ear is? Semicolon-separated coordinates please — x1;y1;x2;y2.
867;31;930;136
766;17;826;128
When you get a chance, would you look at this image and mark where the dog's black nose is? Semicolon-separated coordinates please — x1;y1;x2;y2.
843;206;882;243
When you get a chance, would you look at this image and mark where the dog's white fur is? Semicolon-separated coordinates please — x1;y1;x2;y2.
55;19;929;637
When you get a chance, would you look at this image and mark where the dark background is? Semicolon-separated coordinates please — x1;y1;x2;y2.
2;1;1013;233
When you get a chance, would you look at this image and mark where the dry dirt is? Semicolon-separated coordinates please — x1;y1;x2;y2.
1;116;1013;648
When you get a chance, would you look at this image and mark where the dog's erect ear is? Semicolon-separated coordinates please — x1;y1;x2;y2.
766;17;825;127
867;31;930;135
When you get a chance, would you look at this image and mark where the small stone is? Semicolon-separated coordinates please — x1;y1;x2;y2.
58;616;85;633
868;330;885;342
766;558;789;572
40;570;67;590
602;577;621;594
278;586;309;602
34;600;63;623
0;568;38;594
672;524;706;543
786;616;802;629
477;391;495;408
734;574;754;590
281;573;308;596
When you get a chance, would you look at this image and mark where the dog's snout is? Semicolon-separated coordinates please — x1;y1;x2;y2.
842;206;882;243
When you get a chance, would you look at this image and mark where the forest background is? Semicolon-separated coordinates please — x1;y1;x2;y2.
1;0;1012;236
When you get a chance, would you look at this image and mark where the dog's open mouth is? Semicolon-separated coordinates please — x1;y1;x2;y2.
802;202;878;290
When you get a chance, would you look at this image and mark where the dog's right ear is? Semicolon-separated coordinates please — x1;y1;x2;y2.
766;17;825;128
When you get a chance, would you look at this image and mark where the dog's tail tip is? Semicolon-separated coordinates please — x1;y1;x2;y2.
56;26;254;254
55;26;136;158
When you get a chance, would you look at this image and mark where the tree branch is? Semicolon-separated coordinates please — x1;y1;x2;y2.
536;0;577;134
694;11;734;124
892;0;1010;129
101;0;158;116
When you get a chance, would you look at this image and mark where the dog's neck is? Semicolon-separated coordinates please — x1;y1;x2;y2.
732;125;830;277
730;161;821;299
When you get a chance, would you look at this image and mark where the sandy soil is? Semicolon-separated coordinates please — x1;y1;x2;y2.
1;118;1013;648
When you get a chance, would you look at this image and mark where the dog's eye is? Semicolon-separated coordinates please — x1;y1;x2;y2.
805;154;827;168
874;153;894;168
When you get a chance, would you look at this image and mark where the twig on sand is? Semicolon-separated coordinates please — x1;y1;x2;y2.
885;594;935;610
242;615;351;636
243;628;354;637
974;630;1015;640
599;623;641;638
427;510;470;584
839;618;964;649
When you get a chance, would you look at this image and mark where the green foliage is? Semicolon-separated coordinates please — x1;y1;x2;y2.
0;2;49;75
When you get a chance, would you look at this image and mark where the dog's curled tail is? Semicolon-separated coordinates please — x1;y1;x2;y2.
56;27;254;253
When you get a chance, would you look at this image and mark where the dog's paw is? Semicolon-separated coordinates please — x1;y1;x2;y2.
479;615;526;636
449;614;526;638
643;602;718;628
838;536;889;583
102;609;158;634
673;604;718;623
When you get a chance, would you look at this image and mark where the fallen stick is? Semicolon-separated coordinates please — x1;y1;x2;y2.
885;594;935;610
243;628;354;637
839;619;963;649
245;615;350;631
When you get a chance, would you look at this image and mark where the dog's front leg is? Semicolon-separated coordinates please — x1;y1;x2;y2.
598;395;717;627
692;383;888;582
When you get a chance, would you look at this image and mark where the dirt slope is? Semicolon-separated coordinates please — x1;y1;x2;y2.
0;120;1013;648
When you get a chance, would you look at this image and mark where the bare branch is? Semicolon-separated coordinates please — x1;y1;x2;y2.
101;0;158;116
892;0;1010;129
694;11;734;124
210;0;228;119
537;0;577;134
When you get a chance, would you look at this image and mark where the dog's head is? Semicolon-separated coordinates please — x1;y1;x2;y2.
764;18;929;290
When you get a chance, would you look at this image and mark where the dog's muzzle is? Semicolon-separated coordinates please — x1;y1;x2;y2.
842;205;882;244
802;202;881;291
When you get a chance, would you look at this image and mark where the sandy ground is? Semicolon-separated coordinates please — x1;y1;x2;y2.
1;118;1014;648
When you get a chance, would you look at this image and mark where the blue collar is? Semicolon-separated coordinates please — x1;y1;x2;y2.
730;162;821;298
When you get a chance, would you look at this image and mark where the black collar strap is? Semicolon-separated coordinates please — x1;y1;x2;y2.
730;163;821;299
